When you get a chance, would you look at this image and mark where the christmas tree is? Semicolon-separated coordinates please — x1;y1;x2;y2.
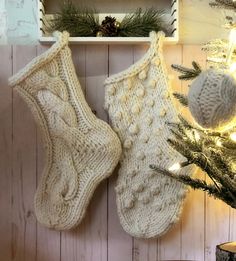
150;0;236;209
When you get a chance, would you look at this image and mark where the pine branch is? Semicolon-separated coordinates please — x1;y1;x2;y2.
169;128;185;141
150;165;220;195
166;123;190;143
178;114;196;130
167;138;200;158
166;117;236;193
171;61;202;81
208;149;235;179
165;115;236;204
118;8;168;37
173;92;188;107
171;136;235;193
49;2;168;37
149;165;236;208
50;1;99;36
192;61;202;72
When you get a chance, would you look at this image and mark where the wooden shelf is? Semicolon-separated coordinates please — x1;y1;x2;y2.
39;36;178;45
38;0;179;44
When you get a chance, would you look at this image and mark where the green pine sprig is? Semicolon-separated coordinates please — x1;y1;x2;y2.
118;8;168;37
50;2;99;37
149;165;236;207
171;61;202;81
49;1;169;37
150;115;236;209
172;92;188;107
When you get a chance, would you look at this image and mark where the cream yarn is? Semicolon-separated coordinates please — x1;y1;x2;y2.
188;69;236;130
9;31;122;230
104;31;191;238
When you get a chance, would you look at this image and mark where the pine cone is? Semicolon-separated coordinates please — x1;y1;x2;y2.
100;16;118;37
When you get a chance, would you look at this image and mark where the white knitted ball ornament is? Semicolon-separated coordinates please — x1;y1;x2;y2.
188;69;236;130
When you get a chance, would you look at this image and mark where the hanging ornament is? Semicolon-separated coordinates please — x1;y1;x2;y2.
96;31;103;37
114;21;121;29
188;69;236;130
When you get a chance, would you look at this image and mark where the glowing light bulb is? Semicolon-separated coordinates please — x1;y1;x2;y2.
230;62;236;73
231;163;236;172
229;29;236;44
194;131;201;142
169;163;181;171
230;132;236;142
216;140;222;147
226;29;236;65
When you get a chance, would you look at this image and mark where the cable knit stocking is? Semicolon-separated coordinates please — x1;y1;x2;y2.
9;31;121;230
104;31;192;238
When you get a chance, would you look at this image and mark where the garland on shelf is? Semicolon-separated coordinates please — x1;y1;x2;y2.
49;1;169;37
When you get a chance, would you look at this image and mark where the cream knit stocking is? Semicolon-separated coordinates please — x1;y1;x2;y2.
9;31;121;230
104;31;192;238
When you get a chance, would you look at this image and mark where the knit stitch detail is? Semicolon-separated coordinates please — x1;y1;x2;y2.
104;31;192;238
9;31;122;230
188;69;236;130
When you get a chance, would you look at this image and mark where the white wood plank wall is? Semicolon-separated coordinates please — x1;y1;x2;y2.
0;44;234;261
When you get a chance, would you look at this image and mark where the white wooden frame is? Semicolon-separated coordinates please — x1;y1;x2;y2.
38;0;179;44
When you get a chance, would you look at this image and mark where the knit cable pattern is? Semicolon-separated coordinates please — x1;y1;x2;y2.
188;69;236;130
104;31;193;238
9;31;122;230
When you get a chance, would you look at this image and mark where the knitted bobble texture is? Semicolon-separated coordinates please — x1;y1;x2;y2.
104;31;193;238
9;31;122;230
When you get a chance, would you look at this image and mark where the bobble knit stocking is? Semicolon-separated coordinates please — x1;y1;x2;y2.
9;32;121;230
104;31;192;238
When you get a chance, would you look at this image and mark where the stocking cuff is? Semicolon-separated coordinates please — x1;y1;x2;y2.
104;31;165;85
9;31;70;87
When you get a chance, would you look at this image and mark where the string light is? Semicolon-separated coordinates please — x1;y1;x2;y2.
169;163;181;171
194;130;201;142
229;28;236;44
216;139;222;147
226;28;236;65
230;132;236;142
168;161;190;171
230;62;236;73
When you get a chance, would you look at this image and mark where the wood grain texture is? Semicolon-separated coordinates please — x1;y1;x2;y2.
205;194;230;261
45;0;171;13
12;46;37;261
230;208;236;243
0;44;234;261
0;46;12;261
